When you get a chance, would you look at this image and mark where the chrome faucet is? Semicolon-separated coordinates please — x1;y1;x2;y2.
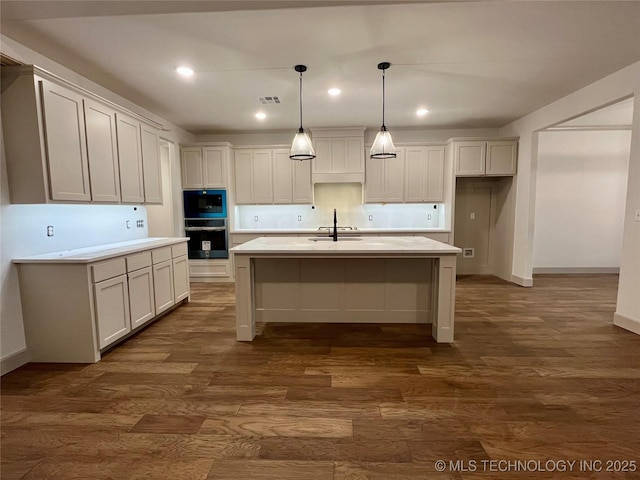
332;208;338;242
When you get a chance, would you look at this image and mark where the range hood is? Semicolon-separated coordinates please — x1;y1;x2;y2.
310;127;366;184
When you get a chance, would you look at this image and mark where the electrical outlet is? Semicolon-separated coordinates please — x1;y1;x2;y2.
46;225;54;237
470;212;476;220
463;248;475;258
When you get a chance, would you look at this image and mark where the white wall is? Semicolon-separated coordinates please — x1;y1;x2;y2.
146;141;184;237
533;130;631;271
195;127;502;146
615;86;640;335
501;60;640;335
500;61;639;286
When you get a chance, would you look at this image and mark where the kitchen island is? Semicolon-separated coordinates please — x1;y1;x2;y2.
231;236;461;343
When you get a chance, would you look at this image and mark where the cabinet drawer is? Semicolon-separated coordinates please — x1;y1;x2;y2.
171;242;188;259
126;251;152;272
91;257;126;283
151;247;172;264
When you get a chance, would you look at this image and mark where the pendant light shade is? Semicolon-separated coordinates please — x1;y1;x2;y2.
370;62;397;159
290;65;316;160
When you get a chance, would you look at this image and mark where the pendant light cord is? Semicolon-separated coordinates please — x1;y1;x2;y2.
381;68;386;129
299;71;304;131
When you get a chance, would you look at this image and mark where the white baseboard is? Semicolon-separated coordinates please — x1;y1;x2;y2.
614;312;640;336
1;348;29;376
533;267;620;274
510;274;533;287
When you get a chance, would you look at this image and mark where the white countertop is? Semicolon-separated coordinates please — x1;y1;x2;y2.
230;228;450;235
13;237;189;264
230;235;461;256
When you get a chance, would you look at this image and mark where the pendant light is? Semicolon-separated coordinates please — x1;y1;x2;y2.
370;62;397;159
289;65;316;160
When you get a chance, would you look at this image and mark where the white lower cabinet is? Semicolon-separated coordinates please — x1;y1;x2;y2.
15;240;190;363
94;274;131;349
128;266;155;329
153;260;175;314
172;255;190;302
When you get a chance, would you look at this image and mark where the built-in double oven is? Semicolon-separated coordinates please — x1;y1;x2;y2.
183;189;229;259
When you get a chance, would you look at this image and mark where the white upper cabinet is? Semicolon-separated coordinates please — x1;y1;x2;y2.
181;145;229;189
365;154;404;203
486;141;518;175
234;149;273;204
273;149;312;204
365;145;444;204
404;146;445;202
453;139;517;176
311;128;365;183
116;113;145;203
84;99;121;203
273;150;294;204
141;125;162;204
0;65;163;205
203;147;228;188
181;147;205;189
40;79;91;202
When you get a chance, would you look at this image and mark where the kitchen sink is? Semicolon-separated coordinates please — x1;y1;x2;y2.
308;237;363;242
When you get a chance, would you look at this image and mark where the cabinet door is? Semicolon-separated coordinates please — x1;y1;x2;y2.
424;146;445;201
39;79;91;201
181;147;204;189
454;141;485;176
330;139;347;172
141;125;162;204
346;138;365;174
486;141;517;176
116;113;145;203
312;138;332;173
128;266;155;329
172;255;190;302
153;260;175;314
365;157;385;203
273;149;293;204
384;156;404;203
84;99;120;203
203;147;227;188
292;158;312;204
234;150;254;204
403;147;424;202
94;274;130;349
252;150;273;204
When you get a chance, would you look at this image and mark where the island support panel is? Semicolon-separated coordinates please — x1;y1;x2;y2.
234;254;457;343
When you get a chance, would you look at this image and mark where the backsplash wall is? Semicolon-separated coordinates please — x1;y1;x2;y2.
234;184;444;230
2;204;148;258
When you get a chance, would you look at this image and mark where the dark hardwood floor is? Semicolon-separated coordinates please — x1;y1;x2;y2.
2;274;640;479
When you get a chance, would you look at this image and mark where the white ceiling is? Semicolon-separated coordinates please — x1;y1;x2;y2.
2;1;639;134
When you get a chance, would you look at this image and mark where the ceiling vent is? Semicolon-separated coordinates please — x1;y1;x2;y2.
258;96;281;104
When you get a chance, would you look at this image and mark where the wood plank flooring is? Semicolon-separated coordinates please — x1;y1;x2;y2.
3;274;640;479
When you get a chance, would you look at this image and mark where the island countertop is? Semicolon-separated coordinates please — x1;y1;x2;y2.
230;235;461;256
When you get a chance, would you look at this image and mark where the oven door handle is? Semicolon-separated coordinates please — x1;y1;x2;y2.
184;227;226;232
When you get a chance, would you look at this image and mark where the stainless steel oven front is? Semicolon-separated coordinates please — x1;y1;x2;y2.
184;219;228;259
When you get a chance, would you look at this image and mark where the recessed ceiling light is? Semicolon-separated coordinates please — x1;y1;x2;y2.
328;88;342;96
255;112;267;120
417;108;429;116
176;66;194;77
